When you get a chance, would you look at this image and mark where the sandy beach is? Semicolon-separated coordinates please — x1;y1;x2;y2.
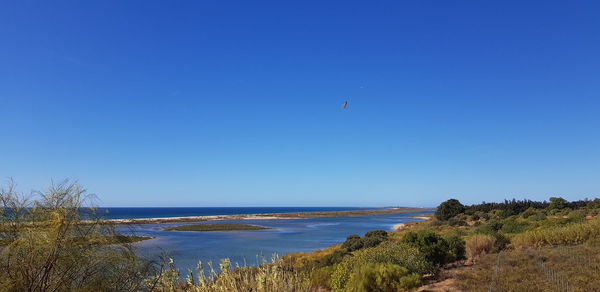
100;207;433;225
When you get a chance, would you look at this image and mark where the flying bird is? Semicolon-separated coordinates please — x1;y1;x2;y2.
342;101;349;110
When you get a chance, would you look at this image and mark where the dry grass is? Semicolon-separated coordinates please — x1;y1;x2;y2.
455;244;600;292
465;235;496;261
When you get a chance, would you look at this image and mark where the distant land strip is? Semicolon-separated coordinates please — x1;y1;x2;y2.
100;207;434;225
164;224;270;232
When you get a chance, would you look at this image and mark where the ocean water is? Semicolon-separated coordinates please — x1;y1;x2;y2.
115;209;430;274
98;207;374;219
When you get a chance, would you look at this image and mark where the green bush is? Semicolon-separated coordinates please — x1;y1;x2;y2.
365;230;388;238
345;263;421;292
521;207;538;218
587;198;600;209
342;234;364;251
330;241;434;291
435;199;465;221
446;235;467;262
500;218;529;234
341;230;388;252
531;212;547;221
362;230;388;248
401;231;465;267
548;197;568;210
321;249;351;266
496;209;516;219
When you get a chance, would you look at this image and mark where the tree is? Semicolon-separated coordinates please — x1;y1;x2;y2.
435;199;465;221
0;180;155;291
548;197;568;210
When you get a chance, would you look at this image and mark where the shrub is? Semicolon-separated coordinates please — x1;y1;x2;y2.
521;207;538;218
341;230;388;252
481;213;491;220
345;263;421;292
587;198;600;209
500;218;529;234
496;209;515;219
0;180;154;291
511;220;600;248
175;255;311;292
548;197;568;210
465;235;496;261
486;219;503;231
321;249;351;266
448;217;467;226
362;230;388;248
330;241;434;291
446;235;467;262
342;234;364;251
568;209;586;222
531;212;547;221
365;230;388;238
310;266;335;289
401;231;465;267
435;199;465;221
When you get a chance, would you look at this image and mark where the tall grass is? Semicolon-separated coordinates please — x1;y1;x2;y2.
151;255;311;292
465;235;496;261
511;219;600;248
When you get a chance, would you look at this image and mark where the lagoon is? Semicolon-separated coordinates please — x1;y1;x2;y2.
120;211;429;273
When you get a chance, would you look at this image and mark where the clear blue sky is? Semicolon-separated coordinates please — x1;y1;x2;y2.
1;1;599;207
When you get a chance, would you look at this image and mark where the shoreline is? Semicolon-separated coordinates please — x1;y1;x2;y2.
100;207;433;225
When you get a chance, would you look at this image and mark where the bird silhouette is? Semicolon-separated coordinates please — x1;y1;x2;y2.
342;101;349;110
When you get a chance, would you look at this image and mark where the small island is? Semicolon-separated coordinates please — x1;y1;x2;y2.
165;223;271;232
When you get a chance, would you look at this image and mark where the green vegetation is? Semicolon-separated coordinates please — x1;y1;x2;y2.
164;224;270;232
456;244;600;292
3;179;600;291
0;180;156;291
151;195;600;292
511;219;600;248
435;198;465;221
345;263;421;292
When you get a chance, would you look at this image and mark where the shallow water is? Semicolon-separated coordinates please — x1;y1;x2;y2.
120;211;429;273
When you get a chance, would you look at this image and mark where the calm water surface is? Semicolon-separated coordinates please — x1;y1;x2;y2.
120;211;429;273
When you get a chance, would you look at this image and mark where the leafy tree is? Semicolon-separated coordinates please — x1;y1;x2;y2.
435;199;465;221
466;199;549;214
548;197;568;210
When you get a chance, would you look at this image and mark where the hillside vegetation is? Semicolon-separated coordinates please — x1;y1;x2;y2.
2;180;599;291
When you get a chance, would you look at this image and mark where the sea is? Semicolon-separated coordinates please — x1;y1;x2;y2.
108;207;429;274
